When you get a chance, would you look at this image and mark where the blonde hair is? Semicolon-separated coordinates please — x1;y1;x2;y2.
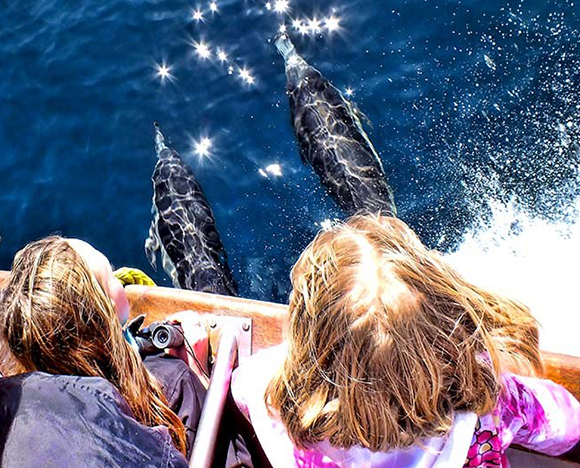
266;214;541;452
0;236;187;454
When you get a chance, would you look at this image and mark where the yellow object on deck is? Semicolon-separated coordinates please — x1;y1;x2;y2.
113;267;156;287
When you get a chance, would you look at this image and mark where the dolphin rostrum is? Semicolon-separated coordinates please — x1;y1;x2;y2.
145;123;238;296
275;33;396;217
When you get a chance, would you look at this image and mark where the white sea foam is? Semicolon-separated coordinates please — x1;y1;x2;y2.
446;197;580;357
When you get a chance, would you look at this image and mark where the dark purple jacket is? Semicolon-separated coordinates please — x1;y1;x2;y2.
0;371;188;468
0;355;270;468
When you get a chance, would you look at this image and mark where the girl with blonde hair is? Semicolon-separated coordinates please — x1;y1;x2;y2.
232;214;580;468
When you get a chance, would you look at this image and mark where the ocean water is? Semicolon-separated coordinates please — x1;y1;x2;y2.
1;0;579;355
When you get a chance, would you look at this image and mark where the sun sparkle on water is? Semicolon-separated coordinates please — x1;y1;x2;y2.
193;136;213;158
258;163;283;178
194;41;211;59
217;48;228;62
290;14;344;36
265;163;282;176
307;17;322;34
159;3;341;90
324;16;341;32
319;219;339;231
292;19;309;35
273;0;289;13
157;64;170;78
192;8;204;21
155;62;174;83
238;67;255;85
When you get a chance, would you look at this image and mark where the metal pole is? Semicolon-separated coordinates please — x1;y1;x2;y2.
189;326;238;468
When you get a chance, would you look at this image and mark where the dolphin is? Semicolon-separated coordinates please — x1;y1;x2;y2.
275;33;396;217
145;123;238;296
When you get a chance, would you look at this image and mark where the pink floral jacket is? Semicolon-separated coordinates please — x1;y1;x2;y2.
232;345;580;468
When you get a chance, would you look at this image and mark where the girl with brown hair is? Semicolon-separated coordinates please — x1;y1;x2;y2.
232;214;580;468
0;236;215;467
0;237;187;446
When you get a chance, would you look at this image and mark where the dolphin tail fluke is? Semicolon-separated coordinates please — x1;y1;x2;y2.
153;122;168;157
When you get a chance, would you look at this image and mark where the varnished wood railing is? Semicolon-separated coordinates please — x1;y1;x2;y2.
126;284;287;352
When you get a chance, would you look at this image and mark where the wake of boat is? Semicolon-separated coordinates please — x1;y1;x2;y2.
446;197;580;357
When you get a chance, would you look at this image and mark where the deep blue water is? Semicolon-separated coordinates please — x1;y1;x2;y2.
1;0;579;302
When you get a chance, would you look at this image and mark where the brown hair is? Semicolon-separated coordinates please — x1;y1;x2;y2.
0;236;187;454
266;214;541;452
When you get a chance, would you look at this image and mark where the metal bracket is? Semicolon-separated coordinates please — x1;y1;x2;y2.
177;311;252;365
